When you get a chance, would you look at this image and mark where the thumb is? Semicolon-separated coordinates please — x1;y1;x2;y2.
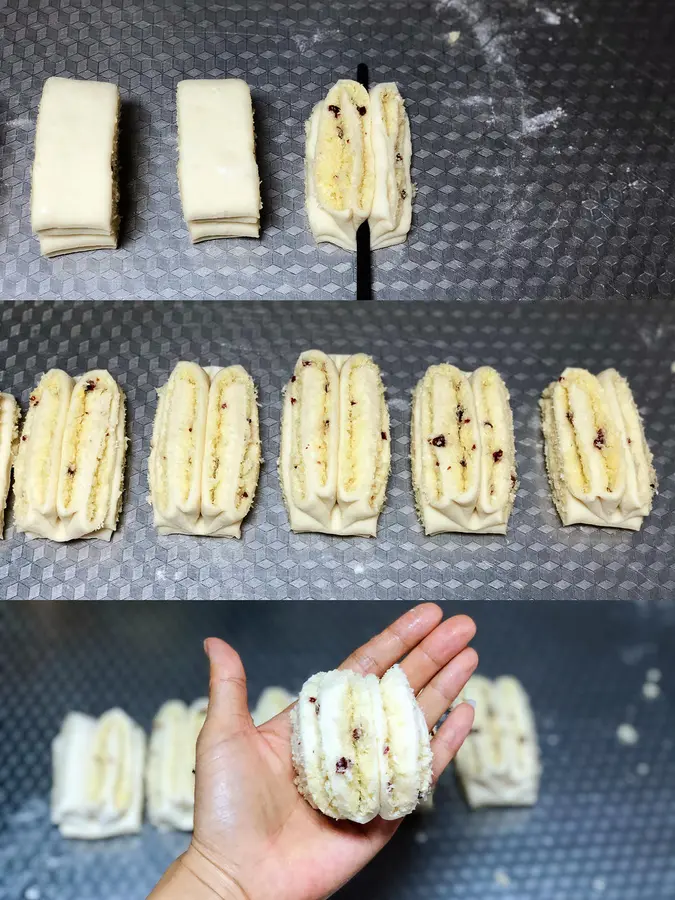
203;637;252;735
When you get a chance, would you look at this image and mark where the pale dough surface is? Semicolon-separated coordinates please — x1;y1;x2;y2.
369;83;413;249
0;393;20;538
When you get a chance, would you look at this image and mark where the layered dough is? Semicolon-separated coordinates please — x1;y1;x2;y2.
31;77;120;257
51;709;146;839
13;370;127;541
455;675;540;808
149;361;261;537
291;665;432;824
177;79;261;242
146;699;208;831
0;393;20;538
411;364;518;534
541;368;656;530
279;350;390;536
251;687;296;726
369;83;413;249
305;80;375;250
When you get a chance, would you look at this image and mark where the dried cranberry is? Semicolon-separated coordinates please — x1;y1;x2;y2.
302;360;312;367
430;434;446;447
290;397;297;404
357;105;367;116
396;152;403;161
566;411;574;424
352;728;362;741
383;744;390;755
67;466;76;475
471;444;476;451
627;437;632;445
400;189;407;199
511;474;517;486
291;375;296;383
381;431;387;440
351;400;357;406
84;380;96;392
242;491;248;498
308;697;317;703
460;458;467;468
221;402;227;409
456;406;464;423
328;104;341;117
594;428;605;449
493;449;503;462
336;757;351;774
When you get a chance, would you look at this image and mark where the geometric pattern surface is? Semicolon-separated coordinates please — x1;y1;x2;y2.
1;0;674;302
1;600;674;899
0;299;673;601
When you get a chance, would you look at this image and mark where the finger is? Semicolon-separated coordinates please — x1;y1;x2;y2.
417;646;479;728
400;614;476;692
430;702;475;783
339;603;443;678
203;638;252;734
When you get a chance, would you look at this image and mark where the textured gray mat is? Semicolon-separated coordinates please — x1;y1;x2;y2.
0;600;674;900
0;299;673;601
1;0;674;301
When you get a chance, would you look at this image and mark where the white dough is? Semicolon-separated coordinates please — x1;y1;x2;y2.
0;393;20;538
369;83;413;249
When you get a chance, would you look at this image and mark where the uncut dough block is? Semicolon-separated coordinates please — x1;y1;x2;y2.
305;80;375;250
13;370;127;542
149;361;261;537
177;79;261;242
279;350;390;536
291;665;432;824
369;83;413;249
0;393;20;538
251;687;296;726
31;77;120;257
455;675;540;808
411;364;518;535
51;709;146;839
540;367;656;530
146;699;208;831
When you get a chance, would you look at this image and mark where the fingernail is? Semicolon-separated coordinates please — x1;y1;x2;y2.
465;698;476;709
203;638;211;658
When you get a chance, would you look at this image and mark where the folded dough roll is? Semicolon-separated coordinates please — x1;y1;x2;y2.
411;364;517;535
540;367;656;529
455;675;540;808
251;686;296;726
13;369;127;542
279;350;390;536
0;393;20;538
177;79;261;242
146;699;208;831
149;361;261;537
369;83;413;249
51;709;146;839
31;77;120;257
305;80;375;250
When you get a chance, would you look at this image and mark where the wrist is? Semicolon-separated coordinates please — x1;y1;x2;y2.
149;849;249;900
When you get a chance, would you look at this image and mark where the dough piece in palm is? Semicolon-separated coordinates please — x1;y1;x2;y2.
31;77;120;257
13;370;127;541
279;350;390;536
177;79;261;242
368;83;413;249
411;364;517;535
149;361;261;537
51;708;146;839
455;675;540;808
146;699;208;831
251;687;296;726
540;367;656;529
0;393;20;538
305;80;375;250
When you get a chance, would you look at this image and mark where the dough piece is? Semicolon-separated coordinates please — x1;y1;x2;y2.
455;675;540;808
146;699;208;831
251;687;295;726
279;350;390;536
368;83;413;249
51;709;146;839
305;80;375;250
540;367;656;530
0;393;20;538
13;369;127;542
31;77;120;257
149;361;261;537
177;79;261;242
411;364;517;535
291;665;432;824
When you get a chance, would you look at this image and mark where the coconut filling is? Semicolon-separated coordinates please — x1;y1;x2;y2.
289;354;335;507
472;368;515;514
421;366;479;508
380;87;407;222
88;711;133;821
338;356;389;518
204;368;260;521
58;374;122;529
555;370;623;501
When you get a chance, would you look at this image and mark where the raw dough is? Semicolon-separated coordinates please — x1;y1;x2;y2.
251;687;295;726
411;364;517;534
31;77;120;257
0;393;20;538
149;361;261;537
541;367;656;529
177;79;261;242
369;83;413;249
13;369;127;541
279;350;390;536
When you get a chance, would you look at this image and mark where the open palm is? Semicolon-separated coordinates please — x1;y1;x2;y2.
161;604;477;900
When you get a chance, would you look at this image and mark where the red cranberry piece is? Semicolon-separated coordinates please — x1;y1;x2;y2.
594;429;605;449
381;431;387;440
352;728;362;741
460;458;467;468
302;360;312;367
492;449;503;462
456;406;464;423
84;380;96;392
291;375;296;383
383;744;390;754
430;435;446;447
308;697;317;703
357;105;367;116
328;104;341;117
290;397;297;404
335;757;351;774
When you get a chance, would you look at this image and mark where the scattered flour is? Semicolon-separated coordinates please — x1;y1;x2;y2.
536;7;562;25
521;106;565;135
494;869;512;887
646;668;662;683
636;762;650;776
291;29;330;53
642;682;661;700
670;362;675;375
447;30;461;44
616;724;639;746
592;878;607;893
414;830;429;844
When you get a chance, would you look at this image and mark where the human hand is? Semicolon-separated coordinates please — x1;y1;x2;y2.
149;604;478;900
